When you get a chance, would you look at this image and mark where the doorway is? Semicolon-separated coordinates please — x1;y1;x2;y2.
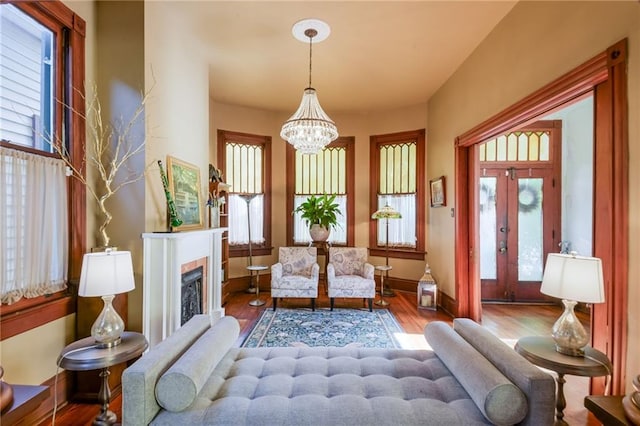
479;121;561;302
454;40;628;394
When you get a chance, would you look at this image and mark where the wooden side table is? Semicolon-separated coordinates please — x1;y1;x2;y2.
585;395;630;426
58;331;148;425
515;335;611;426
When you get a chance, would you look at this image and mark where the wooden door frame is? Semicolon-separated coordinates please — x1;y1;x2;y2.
454;40;628;394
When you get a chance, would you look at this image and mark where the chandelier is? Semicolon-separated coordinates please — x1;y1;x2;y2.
280;19;338;155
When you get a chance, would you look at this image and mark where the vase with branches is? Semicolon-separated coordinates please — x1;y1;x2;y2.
48;83;151;248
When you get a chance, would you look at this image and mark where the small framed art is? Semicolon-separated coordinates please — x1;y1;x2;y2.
167;156;203;230
430;175;446;207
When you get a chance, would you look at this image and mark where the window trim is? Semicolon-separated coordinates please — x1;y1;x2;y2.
286;136;355;247
369;129;426;260
217;129;272;257
0;0;86;340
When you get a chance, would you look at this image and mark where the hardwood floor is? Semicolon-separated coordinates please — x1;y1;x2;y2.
43;290;600;425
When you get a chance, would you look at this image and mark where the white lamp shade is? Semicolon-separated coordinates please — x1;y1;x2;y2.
78;250;135;297
540;253;605;304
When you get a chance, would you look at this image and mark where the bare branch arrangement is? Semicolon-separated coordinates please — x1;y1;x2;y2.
49;82;153;248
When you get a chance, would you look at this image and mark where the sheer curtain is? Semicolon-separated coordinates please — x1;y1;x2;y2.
1;146;68;304
228;194;265;245
376;194;416;248
293;194;347;245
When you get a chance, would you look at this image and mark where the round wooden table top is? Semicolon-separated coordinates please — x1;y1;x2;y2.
58;331;148;371
515;335;611;377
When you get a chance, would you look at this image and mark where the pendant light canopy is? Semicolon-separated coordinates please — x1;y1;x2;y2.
280;19;338;155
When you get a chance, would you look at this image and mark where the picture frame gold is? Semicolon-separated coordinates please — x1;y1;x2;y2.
166;156;203;230
430;175;446;207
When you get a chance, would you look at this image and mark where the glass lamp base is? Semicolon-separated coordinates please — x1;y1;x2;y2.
92;295;125;348
551;299;588;357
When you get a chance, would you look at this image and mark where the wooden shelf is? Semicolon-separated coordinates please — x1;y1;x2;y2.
209;182;230;306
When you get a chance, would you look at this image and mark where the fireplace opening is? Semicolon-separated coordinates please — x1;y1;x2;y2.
181;266;204;325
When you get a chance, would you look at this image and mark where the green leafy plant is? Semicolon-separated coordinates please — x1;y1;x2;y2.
293;194;342;231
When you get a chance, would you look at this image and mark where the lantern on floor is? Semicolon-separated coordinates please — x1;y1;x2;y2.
417;264;437;310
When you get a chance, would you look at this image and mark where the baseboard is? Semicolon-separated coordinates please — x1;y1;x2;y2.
438;291;458;317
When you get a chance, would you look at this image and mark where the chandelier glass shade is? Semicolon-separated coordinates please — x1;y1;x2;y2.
280;19;338;155
280;88;338;155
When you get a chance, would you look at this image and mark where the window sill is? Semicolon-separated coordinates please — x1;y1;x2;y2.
369;248;426;261
230;246;273;258
0;293;75;341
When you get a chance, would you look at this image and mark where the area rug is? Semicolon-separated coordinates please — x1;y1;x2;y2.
241;308;404;348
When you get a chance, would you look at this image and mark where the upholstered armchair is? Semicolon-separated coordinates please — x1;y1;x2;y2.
327;247;376;311
271;247;320;311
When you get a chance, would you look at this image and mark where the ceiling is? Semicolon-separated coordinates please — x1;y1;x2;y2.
175;1;517;115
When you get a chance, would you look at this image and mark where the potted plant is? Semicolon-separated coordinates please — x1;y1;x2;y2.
293;194;342;242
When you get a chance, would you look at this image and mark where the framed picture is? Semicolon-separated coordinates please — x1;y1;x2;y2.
430;175;446;207
167;156;203;230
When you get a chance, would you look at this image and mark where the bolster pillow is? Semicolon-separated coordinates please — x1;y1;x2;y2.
155;316;240;412
425;322;528;425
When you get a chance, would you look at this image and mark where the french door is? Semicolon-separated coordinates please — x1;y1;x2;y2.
480;167;558;301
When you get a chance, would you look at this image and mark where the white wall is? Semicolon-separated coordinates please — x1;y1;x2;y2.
544;96;594;257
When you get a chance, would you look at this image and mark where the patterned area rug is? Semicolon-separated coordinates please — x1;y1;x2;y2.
241;308;405;348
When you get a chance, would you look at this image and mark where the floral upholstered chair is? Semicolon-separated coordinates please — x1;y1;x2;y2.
327;247;376;311
271;247;320;311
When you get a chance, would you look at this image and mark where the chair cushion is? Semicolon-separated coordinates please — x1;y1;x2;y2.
279;247;317;277
328;275;375;298
330;247;367;276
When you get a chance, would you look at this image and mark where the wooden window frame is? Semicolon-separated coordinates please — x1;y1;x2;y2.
217;129;272;258
286;136;355;247
369;129;426;260
0;0;86;341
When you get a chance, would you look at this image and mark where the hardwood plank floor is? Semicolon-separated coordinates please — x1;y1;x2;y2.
43;291;600;425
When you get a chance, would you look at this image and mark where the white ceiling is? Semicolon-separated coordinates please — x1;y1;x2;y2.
175;1;517;114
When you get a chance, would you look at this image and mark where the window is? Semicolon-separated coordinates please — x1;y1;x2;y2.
288;137;355;246
217;130;271;257
0;1;86;339
369;130;425;260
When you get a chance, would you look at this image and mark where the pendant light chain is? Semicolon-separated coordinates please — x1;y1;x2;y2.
308;34;313;88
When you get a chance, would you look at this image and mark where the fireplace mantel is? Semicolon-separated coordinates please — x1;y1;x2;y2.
141;228;227;347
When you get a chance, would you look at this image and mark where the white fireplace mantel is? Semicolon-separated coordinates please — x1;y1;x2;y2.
141;228;227;347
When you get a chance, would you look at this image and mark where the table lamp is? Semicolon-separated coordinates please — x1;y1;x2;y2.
78;249;135;348
540;252;605;356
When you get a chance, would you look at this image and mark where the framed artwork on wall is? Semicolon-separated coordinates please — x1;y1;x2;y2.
167;156;203;230
430;175;446;207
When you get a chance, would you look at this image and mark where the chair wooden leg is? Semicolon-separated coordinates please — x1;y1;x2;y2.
311;298;315;311
368;298;373;312
272;298;277;311
330;298;334;311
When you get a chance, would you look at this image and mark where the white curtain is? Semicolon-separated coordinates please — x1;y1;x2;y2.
293;194;347;245
1;146;68;304
376;194;416;248
228;194;265;245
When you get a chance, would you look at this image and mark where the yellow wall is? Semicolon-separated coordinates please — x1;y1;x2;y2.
210;101;429;281
427;1;639;392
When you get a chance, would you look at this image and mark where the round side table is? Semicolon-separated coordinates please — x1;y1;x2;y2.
247;265;268;306
58;331;148;425
374;265;393;306
515;335;611;426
